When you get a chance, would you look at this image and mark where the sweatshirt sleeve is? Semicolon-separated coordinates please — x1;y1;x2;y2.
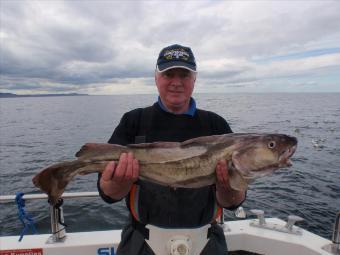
107;110;141;145
209;111;233;134
97;109;142;204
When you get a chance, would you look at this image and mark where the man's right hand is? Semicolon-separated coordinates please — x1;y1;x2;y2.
100;152;139;200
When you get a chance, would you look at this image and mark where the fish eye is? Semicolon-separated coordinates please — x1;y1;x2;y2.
268;141;276;149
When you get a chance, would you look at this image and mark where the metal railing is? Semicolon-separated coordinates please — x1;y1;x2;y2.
321;211;340;255
0;192;100;243
0;192;100;203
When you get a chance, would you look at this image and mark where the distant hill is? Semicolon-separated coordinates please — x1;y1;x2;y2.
0;93;89;98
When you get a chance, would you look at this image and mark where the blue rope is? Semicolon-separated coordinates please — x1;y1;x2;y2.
15;192;37;241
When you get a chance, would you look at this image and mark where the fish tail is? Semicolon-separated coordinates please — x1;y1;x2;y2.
32;160;88;205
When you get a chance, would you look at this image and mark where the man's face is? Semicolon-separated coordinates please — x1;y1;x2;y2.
155;68;196;113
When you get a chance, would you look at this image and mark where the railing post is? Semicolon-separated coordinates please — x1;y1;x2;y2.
46;199;67;243
218;208;224;225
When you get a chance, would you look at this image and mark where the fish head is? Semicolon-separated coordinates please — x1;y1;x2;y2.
231;134;297;180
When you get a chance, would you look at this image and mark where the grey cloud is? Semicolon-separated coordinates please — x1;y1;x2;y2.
0;80;43;91
1;1;127;85
200;67;250;79
225;2;340;58
141;16;228;48
199;76;258;87
1;1;339;94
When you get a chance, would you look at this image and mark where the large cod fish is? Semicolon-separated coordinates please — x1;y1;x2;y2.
32;133;297;205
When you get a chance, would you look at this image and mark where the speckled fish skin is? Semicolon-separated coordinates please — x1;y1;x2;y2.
32;133;297;205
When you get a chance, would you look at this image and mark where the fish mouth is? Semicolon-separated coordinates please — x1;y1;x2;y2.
279;145;297;167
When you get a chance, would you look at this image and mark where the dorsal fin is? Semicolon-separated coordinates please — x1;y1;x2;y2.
129;141;208;164
75;143;126;159
181;134;226;147
128;141;180;149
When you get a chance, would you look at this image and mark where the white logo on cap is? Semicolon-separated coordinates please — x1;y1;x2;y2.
164;49;190;60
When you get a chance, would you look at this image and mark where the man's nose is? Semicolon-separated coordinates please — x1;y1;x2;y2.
170;75;183;86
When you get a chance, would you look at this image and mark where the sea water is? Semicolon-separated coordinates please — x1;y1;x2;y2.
0;93;339;239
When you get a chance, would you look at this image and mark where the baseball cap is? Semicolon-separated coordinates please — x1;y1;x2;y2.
156;44;197;72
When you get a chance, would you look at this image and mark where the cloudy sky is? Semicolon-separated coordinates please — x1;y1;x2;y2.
1;0;340;95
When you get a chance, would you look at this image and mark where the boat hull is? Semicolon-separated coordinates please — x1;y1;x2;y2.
0;218;333;255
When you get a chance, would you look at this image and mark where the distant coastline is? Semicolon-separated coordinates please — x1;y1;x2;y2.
0;93;89;98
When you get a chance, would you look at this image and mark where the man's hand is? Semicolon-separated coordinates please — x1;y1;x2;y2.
100;152;139;200
215;159;246;208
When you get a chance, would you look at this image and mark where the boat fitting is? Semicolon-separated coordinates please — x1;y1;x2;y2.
332;212;340;249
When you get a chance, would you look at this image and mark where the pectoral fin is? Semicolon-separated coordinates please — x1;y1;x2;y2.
228;167;248;191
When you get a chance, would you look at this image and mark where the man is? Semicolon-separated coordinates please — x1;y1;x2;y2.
98;44;246;254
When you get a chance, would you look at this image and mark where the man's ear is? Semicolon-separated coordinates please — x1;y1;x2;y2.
154;70;158;83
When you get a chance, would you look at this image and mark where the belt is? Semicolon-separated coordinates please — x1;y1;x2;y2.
132;220;215;240
132;220;214;255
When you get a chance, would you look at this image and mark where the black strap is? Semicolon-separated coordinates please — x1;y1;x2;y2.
135;106;153;144
207;222;217;239
131;218;150;240
196;109;214;135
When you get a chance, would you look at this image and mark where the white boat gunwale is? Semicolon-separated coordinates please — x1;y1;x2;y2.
0;192;339;255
